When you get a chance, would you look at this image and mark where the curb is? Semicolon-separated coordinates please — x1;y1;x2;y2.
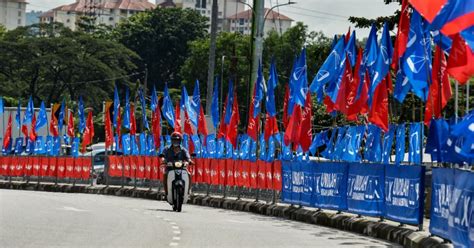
0;181;449;248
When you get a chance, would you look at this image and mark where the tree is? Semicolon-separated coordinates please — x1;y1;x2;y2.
348;0;400;30
113;7;208;90
0;23;141;113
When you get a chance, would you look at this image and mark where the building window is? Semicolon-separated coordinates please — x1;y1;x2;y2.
245;19;248;23
239;18;244;25
18;3;21;8
18;11;21;17
218;11;222;16
201;10;205;14
66;19;70;23
17;19;21;25
121;9;127;14
109;17;114;21
231;27;234;31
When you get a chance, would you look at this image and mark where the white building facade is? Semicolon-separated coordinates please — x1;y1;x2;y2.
0;0;27;30
226;8;293;37
39;0;155;30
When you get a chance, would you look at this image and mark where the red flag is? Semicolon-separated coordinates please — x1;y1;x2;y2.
408;0;447;23
345;27;351;43
226;94;240;148
247;86;259;141
334;57;352;115
347;49;363;121
29;113;37;142
104;102;113;149
217;96;228;139
425;45;452;126
392;0;411;70
368;77;389;132
82;111;94;153
323;96;336;113
174;100;182;132
130;104;136;135
197;106;208;137
21;125;28;139
283;104;302;146
184;111;194;135
447;34;474;84
3;114;12;149
298;93;313;152
263;114;279;141
67;110;75;137
50;103;60;137
282;84;290;129
152;107;161;150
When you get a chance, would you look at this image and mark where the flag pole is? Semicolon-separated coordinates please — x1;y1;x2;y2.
455;81;459;123
466;82;470;113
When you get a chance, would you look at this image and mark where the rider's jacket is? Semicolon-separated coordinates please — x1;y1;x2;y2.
162;146;191;168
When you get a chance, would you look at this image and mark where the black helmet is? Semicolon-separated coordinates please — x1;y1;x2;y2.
171;131;183;141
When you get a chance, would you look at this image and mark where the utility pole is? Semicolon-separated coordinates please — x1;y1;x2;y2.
249;0;264;93
206;0;219;115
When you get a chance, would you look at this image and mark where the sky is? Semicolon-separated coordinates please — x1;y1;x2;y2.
28;0;400;38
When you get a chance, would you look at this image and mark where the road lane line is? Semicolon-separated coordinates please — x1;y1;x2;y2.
173;230;181;234
61;206;88;212
171;226;179;230
169;242;179;246
172;237;181;241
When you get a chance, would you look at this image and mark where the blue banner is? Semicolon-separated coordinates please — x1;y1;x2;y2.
300;162;314;206
384;164;425;225
291;162;302;204
347;163;385;216
313;162;348;210
430;168;474;247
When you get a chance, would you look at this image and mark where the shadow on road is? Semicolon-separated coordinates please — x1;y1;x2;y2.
146;208;175;212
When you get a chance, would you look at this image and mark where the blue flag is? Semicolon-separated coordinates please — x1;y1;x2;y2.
426;118;449;162
123;87;131;129
151;85;158;112
25;138;34;154
78;96;86;133
393;64;411;103
53;136;60;156
114;135;122;153
147;134;155;155
139;133;147;155
206;134;217;158
340;126;360;162
0;97;3;114
181;85;198;127
382;124;395;164
266;59;278;117
217;138;225;158
402;10;430;101
291;48;308;107
253;62;265;118
122;134;131;155
191;134;202;157
211;77;220;129
249;138;257;162
58;99;65;132
443;112;474;164
14;137;23;154
364;23;379;78
259;134;266;160
224;80;234;124
225;139;233;159
34;136;45;155
370;22;393;105
35;101;47;131
266;135;276;162
23;96;34;125
113;85;120;128
161;84;175;128
345;30;357;66
395;124;406;164
321;128;338;160
131;136;139;155
191;80;201;126
287;59;297;115
239;134;250;160
138;88;149;130
332;126;347;160
15;100;21;129
71;137;79;157
408;123;423;164
45;135;53;155
365;125;382;162
310;37;344;103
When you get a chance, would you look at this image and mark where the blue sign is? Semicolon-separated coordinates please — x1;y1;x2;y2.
449;169;474;247
300;162;314;206
347;163;385;216
384;164;425;225
430;167;455;240
291;162;302;204
313;162;348;210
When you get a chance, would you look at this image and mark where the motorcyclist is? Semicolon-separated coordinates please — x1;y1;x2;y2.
160;131;194;198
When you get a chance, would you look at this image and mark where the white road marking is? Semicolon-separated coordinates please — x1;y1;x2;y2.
169;222;176;225
133;208;139;211
169;242;179;246
172;237;181;241
61;207;87;212
164;218;171;221
172;226;179;229
173;230;181;234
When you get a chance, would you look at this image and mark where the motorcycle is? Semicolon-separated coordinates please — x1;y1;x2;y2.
160;157;191;212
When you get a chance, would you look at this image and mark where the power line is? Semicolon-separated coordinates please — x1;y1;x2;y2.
282;9;348;22
286;5;348;19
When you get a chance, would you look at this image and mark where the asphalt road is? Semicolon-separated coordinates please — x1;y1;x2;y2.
0;190;400;248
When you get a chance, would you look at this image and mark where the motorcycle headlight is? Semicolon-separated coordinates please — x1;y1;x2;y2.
175;162;182;168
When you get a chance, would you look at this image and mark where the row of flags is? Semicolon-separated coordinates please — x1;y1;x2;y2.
1;96;95;155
